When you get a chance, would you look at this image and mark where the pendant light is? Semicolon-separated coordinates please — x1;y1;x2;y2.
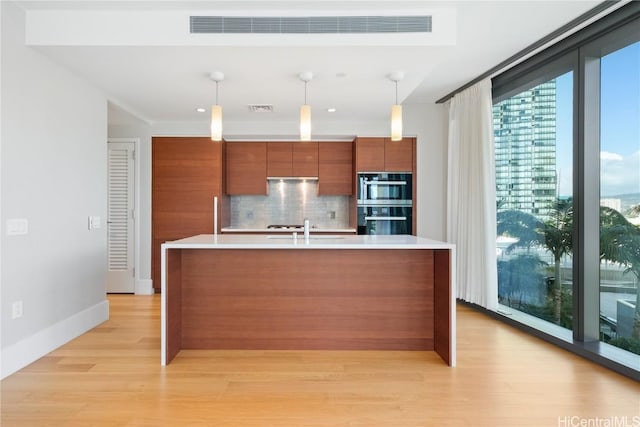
389;71;405;142
299;71;313;141
210;71;224;141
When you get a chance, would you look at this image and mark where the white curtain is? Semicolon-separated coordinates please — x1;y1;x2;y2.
446;78;498;311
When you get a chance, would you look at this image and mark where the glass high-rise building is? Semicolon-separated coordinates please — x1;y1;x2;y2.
493;80;557;218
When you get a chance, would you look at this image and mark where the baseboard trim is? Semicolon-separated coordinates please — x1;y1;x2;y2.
0;299;109;380
135;279;154;295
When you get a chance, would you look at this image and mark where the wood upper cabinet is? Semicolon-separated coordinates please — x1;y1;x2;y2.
226;142;267;195
293;142;319;177
318;141;353;195
355;137;385;172
356;137;414;172
152;136;222;291
267;142;318;177
384;138;414;172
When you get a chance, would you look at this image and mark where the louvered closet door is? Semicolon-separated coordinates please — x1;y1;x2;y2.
107;141;135;293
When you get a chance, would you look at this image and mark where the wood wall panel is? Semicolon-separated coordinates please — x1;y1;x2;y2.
152;137;221;291
179;249;434;350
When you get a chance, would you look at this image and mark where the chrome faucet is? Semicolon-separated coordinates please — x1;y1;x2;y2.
303;218;310;240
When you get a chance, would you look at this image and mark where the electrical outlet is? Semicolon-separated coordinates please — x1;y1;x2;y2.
12;301;23;319
7;218;28;235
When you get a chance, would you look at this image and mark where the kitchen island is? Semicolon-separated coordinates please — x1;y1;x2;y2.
161;234;456;366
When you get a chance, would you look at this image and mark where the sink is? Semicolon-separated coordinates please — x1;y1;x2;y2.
265;235;344;240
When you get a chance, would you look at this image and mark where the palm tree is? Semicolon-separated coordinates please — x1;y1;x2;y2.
497;200;640;335
600;208;640;339
625;203;640;218
620;235;640;339
541;199;573;323
498;254;546;308
497;210;544;253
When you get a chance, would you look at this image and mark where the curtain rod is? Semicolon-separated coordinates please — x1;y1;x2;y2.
435;1;625;104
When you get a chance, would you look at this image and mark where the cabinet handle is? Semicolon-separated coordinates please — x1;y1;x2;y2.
364;216;407;221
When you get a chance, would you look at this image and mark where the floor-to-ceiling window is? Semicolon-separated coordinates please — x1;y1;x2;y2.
595;40;640;355
492;3;639;377
494;71;574;330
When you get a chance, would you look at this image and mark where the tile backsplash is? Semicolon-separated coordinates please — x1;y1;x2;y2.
230;180;350;229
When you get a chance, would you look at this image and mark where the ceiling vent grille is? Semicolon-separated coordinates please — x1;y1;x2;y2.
248;105;274;113
190;16;432;34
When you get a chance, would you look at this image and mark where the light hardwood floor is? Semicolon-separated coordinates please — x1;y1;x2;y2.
2;295;638;426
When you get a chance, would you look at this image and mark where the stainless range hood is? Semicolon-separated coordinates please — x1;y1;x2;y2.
267;176;319;181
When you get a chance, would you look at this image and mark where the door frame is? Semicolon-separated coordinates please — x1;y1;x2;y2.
107;138;149;295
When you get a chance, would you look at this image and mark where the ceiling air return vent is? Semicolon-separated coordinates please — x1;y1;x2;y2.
248;105;274;113
190;16;432;34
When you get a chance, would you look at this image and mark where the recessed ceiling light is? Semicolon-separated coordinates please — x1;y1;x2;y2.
195;107;206;113
327;108;337;113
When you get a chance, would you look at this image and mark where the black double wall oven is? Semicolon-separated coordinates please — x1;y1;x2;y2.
357;173;412;235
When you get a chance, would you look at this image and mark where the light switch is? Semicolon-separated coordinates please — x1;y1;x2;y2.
88;216;101;230
7;218;28;236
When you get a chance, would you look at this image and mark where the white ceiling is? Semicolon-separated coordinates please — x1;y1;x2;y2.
15;1;604;129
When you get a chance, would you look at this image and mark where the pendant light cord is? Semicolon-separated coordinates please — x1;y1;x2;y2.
395;80;398;105
304;81;308;105
215;81;219;106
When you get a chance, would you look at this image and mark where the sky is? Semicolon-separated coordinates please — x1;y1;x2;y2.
555;40;640;197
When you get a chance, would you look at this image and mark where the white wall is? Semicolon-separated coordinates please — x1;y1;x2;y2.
405;102;448;240
1;1;109;379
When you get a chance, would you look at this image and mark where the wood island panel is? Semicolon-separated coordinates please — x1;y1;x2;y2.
165;249;182;364
434;249;452;365
178;249;434;351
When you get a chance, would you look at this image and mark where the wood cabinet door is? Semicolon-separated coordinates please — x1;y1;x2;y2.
318;141;353;195
355;137;385;172
384;137;414;172
293;142;319;177
226;142;267;195
152;136;221;290
267;142;292;177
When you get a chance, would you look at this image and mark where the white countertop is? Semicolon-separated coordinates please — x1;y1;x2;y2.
221;227;357;234
162;234;455;250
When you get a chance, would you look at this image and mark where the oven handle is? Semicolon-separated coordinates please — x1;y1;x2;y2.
363;181;407;185
364;216;407;221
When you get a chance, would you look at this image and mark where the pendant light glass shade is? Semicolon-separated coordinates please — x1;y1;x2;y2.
209;72;224;142
298;71;313;141
300;104;311;141
390;104;402;141
388;72;404;142
210;105;222;141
